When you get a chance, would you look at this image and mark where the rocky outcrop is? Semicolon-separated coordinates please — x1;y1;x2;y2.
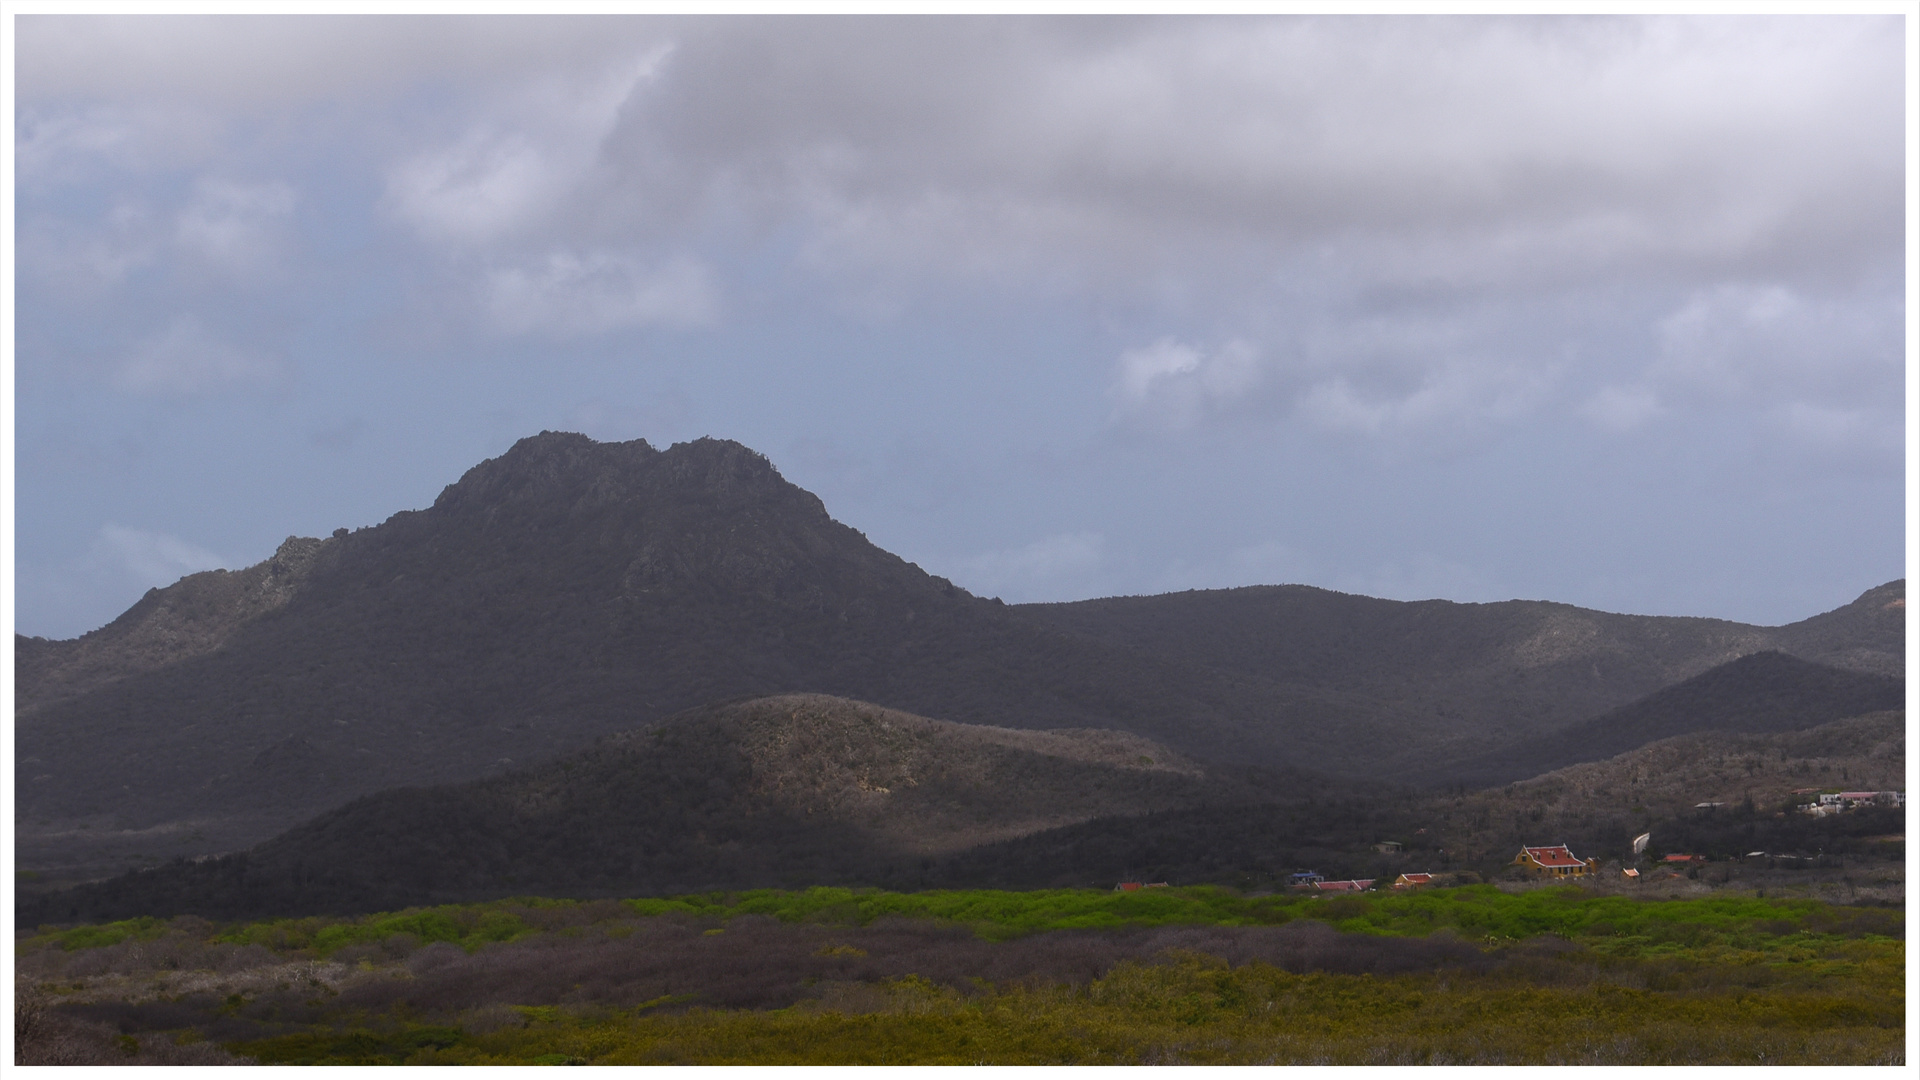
14;534;333;715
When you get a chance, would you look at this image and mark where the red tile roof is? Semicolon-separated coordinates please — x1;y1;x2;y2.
1519;845;1586;868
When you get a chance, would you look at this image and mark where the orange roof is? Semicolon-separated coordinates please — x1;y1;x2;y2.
1520;845;1585;868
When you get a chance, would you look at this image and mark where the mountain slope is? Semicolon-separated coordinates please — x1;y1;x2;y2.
1019;581;1904;761
14;536;327;716
1431;651;1906;787
20;695;1227;922
1767;580;1906;677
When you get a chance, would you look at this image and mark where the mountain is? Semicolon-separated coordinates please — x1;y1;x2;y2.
1432;651;1906;787
20;695;1231;923
15;432;1904;881
1019;583;1901;764
17;434;1387;872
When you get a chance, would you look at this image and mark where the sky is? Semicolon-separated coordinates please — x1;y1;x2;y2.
8;12;1911;639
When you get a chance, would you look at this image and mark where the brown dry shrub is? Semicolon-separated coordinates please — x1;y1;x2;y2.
329;916;1494;1021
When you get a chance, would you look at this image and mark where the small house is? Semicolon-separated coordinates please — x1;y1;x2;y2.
1392;872;1434;889
1312;879;1375;892
1621;868;1640;880
1373;840;1404;854
1820;791;1905;810
1288;870;1325;887
1661;853;1704;864
1513;844;1593;877
1115;881;1143;892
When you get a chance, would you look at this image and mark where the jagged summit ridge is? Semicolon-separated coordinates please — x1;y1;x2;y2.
431;432;825;522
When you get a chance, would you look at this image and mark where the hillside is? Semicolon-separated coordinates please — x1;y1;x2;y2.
14;431;1904;880
910;710;1911;893
20;695;1233;923
1766;580;1906;677
33;704;1903;925
1020;583;1904;764
1431;651;1905;787
1417;711;1907;867
14;535;327;715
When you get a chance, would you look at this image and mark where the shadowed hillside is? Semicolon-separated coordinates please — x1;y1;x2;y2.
1019;584;1904;765
19;696;1232;923
1431;651;1905;787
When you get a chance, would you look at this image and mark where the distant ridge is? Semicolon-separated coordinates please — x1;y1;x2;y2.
1431;651;1905;787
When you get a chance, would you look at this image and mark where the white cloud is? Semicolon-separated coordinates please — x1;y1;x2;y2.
13;101;223;185
175;178;296;275
94;524;228;587
1296;358;1553;439
387;128;563;245
1568;281;1904;452
1110;338;1260;431
16;198;160;294
383;46;670;245
115;315;281;395
1652;283;1897;401
486;252;716;337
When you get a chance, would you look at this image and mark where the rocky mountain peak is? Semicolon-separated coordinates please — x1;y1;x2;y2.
432;431;657;513
427;432;827;524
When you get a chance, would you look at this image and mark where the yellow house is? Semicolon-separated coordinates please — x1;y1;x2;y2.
1513;844;1594;877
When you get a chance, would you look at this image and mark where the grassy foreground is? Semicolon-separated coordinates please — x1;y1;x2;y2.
17;886;1906;1065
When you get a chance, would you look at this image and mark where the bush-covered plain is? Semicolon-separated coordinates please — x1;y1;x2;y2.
16;886;1904;1065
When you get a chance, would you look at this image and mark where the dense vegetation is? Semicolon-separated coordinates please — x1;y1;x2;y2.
17;886;1903;1065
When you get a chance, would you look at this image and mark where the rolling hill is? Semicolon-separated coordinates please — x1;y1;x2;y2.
1428;650;1906;787
19;695;1232;922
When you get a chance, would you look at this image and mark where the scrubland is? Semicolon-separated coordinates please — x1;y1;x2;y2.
15;884;1904;1065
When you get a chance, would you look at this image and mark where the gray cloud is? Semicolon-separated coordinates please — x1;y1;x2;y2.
12;14;1904;634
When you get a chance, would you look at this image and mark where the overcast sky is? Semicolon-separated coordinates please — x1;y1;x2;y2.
10;13;1909;639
